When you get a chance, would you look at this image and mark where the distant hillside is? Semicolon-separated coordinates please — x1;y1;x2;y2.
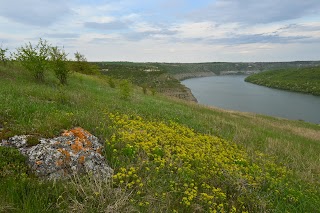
245;66;320;96
95;62;197;101
95;61;320;81
155;61;320;80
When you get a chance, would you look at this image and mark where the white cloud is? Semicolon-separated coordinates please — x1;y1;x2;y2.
0;0;72;26
190;0;320;24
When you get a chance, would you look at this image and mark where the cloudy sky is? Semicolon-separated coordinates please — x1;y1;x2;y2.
0;0;320;62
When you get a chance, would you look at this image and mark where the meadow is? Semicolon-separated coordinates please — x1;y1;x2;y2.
0;62;320;212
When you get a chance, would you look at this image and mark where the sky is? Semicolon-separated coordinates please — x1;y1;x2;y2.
0;0;320;62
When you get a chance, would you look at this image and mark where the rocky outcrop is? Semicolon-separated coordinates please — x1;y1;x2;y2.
0;127;113;179
220;70;259;75
173;72;216;81
158;86;197;102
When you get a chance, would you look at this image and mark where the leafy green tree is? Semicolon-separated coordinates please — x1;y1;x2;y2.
71;51;100;75
14;39;50;82
50;46;69;84
74;51;86;62
0;46;8;66
74;51;87;74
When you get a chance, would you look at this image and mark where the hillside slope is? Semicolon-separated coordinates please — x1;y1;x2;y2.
245;66;320;95
96;62;197;101
156;61;320;80
0;63;320;212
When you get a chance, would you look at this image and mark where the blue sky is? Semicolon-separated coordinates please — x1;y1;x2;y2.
0;0;320;62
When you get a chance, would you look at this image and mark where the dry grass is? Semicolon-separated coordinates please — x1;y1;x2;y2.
0;201;15;213
266;137;320;183
59;174;136;213
248;115;320;141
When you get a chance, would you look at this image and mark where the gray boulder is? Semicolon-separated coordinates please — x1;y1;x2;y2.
0;127;113;179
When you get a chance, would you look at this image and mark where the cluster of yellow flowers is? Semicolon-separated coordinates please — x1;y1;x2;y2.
105;113;297;212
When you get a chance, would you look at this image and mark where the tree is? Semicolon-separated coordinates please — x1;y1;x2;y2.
14;39;50;82
74;51;87;73
50;46;69;84
0;46;8;66
71;51;100;75
74;51;87;62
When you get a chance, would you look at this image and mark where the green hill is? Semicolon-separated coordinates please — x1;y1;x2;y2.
245;66;320;95
0;62;320;212
156;61;320;80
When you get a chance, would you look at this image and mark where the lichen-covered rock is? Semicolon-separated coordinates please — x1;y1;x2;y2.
0;127;113;179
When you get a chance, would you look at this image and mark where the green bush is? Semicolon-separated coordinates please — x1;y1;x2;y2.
14;39;50;82
49;46;70;85
151;88;156;96
119;80;132;99
108;77;116;88
70;51;100;75
0;46;9;66
142;83;148;94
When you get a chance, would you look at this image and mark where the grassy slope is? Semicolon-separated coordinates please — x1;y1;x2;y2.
1;63;320;212
245;66;320;95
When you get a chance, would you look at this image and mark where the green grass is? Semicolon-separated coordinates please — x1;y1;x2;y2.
245;66;320;95
0;62;320;212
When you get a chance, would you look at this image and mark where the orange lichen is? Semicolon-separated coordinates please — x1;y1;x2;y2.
56;159;64;167
78;155;86;164
96;147;102;154
70;127;90;140
84;140;92;148
71;137;84;153
62;130;73;137
58;148;71;161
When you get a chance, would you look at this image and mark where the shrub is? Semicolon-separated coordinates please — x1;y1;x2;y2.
108;77;116;88
71;51;100;75
142;84;148;94
49;46;70;85
151;88;156;96
119;80;132;99
14;39;50;82
0;46;9;66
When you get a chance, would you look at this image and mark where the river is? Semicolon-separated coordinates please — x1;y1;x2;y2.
182;75;320;124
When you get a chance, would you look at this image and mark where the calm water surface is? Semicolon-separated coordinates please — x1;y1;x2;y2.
182;75;320;124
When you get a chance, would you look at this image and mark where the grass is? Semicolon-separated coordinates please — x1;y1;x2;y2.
245;66;320;95
0;62;320;212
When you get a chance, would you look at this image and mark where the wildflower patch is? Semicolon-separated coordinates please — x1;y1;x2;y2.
105;113;299;212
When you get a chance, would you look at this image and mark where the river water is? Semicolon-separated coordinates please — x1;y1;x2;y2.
182;75;320;124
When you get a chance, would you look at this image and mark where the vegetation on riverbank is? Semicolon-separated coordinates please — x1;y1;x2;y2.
96;62;196;101
1;59;320;212
156;61;320;79
245;66;320;96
